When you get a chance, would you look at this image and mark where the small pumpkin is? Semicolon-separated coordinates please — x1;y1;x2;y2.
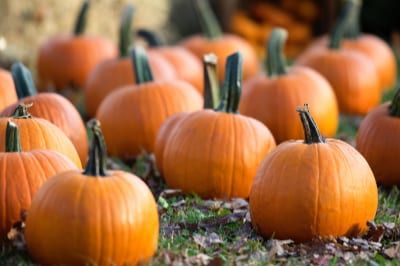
162;53;276;199
0;121;77;239
37;0;117;90
1;63;88;165
356;88;400;186
249;104;378;242
25;120;159;265
97;47;202;159
0;69;17;111
239;28;339;143
84;5;175;117
181;0;259;82
0;104;82;168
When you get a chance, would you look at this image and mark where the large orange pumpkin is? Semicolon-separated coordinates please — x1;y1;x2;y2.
97;47;202;159
0;104;82;168
37;0;116;90
84;5;175;117
162;53;276;199
239;28;339;143
0;121;77;239
181;0;259;82
0;69;17;111
1;63;88;165
25;120;159;265
249;104;378;242
356;89;400;186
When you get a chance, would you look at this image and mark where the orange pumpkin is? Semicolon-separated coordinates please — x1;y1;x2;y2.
97;47;202;159
25;120;159;265
181;0;259;82
1;63;88;165
0;104;82;168
37;0;116;90
162;53;276;199
84;6;175;117
0;69;17;111
356;89;400;186
249;104;378;242
0;121;77;239
240;28;339;144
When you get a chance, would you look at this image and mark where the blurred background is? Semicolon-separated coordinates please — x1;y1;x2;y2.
1;0;399;69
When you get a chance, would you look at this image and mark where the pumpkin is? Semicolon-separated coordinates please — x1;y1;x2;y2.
356;88;400;186
239;28;338;144
155;54;219;174
0;121;77;239
0;69;17;111
0;104;82;168
1;63;88;165
296;4;380;116
37;0;117;90
249;104;378;242
97;47;202;159
162;53;276;199
84;5;175;117
137;29;203;93
181;0;259;82
25;119;159;265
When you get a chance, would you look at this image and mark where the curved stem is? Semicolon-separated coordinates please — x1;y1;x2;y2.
137;29;163;47
83;119;108;177
5;121;22;153
266;28;288;77
389;88;400;117
297;104;325;144
119;4;134;57
131;47;154;84
74;0;90;36
192;0;222;40
217;52;243;113
11;62;37;99
203;53;220;109
344;0;361;39
329;0;354;49
12;104;32;119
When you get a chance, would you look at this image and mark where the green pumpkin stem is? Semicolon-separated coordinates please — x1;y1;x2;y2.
297;104;325;144
119;4;135;57
131;47;154;84
344;0;361;39
329;0;354;49
217;52;243;113
389;88;400;117
137;29;163;47
5;121;22;153
11;62;38;99
12;104;32;119
192;0;223;40
83;119;108;177
73;0;90;36
266;28;288;77
203;54;220;109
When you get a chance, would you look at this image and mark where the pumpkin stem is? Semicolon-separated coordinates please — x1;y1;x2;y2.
297;104;325;144
192;0;223;40
266;28;288;77
217;52;243;113
83;119;108;177
344;0;362;39
5;121;22;153
137;29;163;47
11;62;38;99
73;0;90;36
203;53;220;109
119;4;135;58
12;104;32;119
131;47;154;84
389;88;400;117
328;0;354;49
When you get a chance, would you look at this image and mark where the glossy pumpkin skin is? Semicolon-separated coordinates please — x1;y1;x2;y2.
84;51;175;117
37;35;117;90
1;93;88;165
97;81;203;158
0;70;17;111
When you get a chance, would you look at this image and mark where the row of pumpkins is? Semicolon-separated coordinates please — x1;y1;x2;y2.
0;0;398;264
